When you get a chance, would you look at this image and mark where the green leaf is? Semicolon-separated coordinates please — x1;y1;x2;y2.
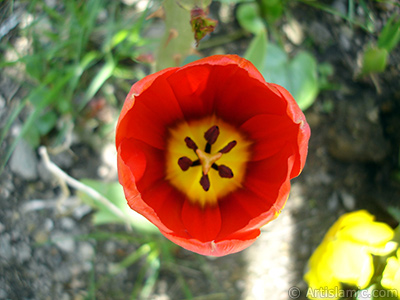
35;111;58;135
377;14;400;53
77;179;159;233
244;30;268;71
388;207;400;223
361;46;388;75
236;3;265;35
79;56;116;110
260;0;284;23
262;44;319;111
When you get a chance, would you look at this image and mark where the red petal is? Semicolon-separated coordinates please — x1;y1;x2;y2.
270;83;311;177
117;67;177;130
217;189;277;239
140;180;187;237
181;201;222;242
116;68;183;149
181;55;265;84
161;228;260;256
118;141;188;236
244;145;295;199
217;146;296;238
117;147;168;233
166;55;287;125
166;65;214;119
117;139;147;182
118;138;164;192
240;114;297;161
215;80;286;125
176;55;287;125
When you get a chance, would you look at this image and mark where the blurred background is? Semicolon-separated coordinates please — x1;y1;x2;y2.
0;0;399;299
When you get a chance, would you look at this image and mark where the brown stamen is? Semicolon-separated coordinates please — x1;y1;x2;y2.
177;125;237;192
219;141;237;153
204;125;219;145
178;157;193;171
185;137;198;150
218;165;234;178
200;174;210;191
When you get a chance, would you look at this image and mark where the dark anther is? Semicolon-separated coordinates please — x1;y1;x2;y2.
178;126;237;191
204;126;219;145
185;137;198;150
219;140;237;153
218;165;234;178
178;157;193;171
200;174;210;191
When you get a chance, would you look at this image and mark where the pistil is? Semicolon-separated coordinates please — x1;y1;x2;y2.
196;149;222;175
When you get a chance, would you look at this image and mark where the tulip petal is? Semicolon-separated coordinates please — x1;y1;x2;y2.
119;139;164;192
117;67;177;126
181;200;222;242
271;83;310;176
169;55;289;126
181;54;266;84
217;189;277;239
244;145;295;199
338;222;394;246
166;65;215;120
329;240;374;289
216;146;295;238
116;69;184;150
381;255;400;291
117;146;170;234
140;180;187;237
240;114;296;161
161;227;260;256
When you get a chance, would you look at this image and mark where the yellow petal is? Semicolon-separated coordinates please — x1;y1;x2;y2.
368;241;398;256
329;240;374;289
381;256;400;291
323;210;374;242
305;242;342;300
338;222;394;247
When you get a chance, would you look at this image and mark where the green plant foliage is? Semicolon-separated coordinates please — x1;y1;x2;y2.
244;31;268;71
0;0;151;173
261;44;319;111
258;0;284;24
155;0;194;71
358;12;399;77
378;14;400;53
361;46;388;75
77;179;159;234
237;2;265;35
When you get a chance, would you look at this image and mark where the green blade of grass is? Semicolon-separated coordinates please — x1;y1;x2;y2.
110;243;153;275
79;56;116;111
0;70;74;173
132;248;160;300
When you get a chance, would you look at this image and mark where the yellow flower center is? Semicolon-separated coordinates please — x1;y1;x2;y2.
165;116;252;207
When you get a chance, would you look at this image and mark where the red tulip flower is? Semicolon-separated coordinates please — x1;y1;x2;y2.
116;55;310;256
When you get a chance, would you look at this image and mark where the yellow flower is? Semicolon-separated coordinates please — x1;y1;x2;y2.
381;248;400;299
305;210;395;300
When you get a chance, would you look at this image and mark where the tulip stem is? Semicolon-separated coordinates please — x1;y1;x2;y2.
39;146;132;231
155;0;194;71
